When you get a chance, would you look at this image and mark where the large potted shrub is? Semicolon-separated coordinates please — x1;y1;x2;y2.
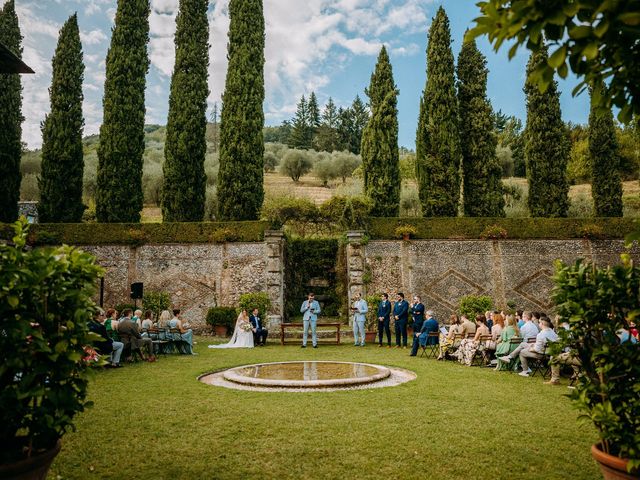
0;219;103;479
205;307;237;337
552;256;640;479
364;294;382;343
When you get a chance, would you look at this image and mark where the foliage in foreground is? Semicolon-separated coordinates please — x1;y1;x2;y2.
553;257;640;471
458;295;493;320
0;219;103;461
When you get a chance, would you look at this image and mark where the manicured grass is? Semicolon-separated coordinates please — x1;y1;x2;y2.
49;337;600;480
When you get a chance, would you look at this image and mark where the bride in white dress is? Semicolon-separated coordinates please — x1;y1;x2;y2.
208;309;254;349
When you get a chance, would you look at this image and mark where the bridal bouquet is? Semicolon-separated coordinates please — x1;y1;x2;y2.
241;322;253;332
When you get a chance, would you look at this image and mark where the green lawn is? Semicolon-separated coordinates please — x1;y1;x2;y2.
49;337;600;480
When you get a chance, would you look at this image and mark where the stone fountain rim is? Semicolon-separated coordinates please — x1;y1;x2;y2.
220;360;391;388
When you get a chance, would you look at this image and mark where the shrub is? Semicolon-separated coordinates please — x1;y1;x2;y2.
331;151;361;183
459;295;493;319
0;219;104;461
261;196;319;230
20;173;40;201
205;306;237;334
142;290;171;320
314;156;337;187
579;223;605;239
399;153;416;181
496;144;514;178
238;292;271;317
264;151;279;173
394;224;417;239
479;224;508;240
114;303;136;314
319;195;371;229
365;294;382;331
204;186;218;221
280;150;312;182
400;187;421;217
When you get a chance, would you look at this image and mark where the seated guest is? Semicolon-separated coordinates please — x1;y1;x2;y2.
410;310;439;356
499;318;558;377
158;310;172;328
455;315;490;366
168;309;195;354
438;314;462;360
118;309;155;362
531;311;542;327
249;308;268;346
104;308;120;341
459;314;477;338
519;311;539;341
133;309;143;328
516;310;525;329
141;310;154;331
488;313;504;351
494;315;520;371
89;310;123;368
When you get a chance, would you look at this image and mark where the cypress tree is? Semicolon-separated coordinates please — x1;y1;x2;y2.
307;91;320;129
39;14;85;223
415;6;461;217
361;46;400;217
524;47;570;217
457;38;504;217
217;0;265;220
95;0;150;223
589;82;623;217
162;0;209;222
0;0;23;223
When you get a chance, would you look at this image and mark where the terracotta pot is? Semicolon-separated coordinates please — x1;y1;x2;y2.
364;331;377;343
0;440;61;480
213;325;228;337
591;444;639;480
402;233;410;241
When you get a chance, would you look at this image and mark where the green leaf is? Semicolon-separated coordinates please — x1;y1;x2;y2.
582;42;599;60
593;20;609;38
562;3;581;16
569;25;592;39
548;45;567;68
618;12;640;26
7;296;19;308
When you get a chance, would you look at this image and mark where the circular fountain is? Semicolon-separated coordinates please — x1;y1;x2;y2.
199;361;415;392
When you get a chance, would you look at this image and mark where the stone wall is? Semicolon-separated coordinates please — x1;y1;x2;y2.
349;236;640;320
85;232;285;331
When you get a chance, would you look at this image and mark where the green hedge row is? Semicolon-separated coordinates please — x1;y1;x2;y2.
366;217;639;240
0;221;268;246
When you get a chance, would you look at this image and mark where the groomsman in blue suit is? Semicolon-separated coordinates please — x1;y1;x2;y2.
377;293;392;347
300;292;321;348
409;295;425;354
393;292;409;348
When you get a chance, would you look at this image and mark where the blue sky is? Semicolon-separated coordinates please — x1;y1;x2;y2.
16;0;590;149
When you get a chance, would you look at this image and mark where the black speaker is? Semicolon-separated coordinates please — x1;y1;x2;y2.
130;282;143;300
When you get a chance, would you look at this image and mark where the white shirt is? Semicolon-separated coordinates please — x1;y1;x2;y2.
520;321;539;341
533;328;559;354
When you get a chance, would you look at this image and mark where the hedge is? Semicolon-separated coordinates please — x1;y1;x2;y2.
366;217;638;240
0;221;268;246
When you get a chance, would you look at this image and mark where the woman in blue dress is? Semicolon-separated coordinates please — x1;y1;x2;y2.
168;309;194;354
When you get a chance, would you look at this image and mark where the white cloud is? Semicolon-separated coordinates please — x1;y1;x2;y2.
80;29;108;46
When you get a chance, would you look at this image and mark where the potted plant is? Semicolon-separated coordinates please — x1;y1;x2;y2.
364;294;382;343
0;219;104;479
552;256;640;479
394;224;417;241
205;307;237;337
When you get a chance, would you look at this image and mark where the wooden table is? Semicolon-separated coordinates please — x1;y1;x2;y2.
280;322;342;345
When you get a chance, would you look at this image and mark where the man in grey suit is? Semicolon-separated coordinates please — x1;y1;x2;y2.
300;292;321;348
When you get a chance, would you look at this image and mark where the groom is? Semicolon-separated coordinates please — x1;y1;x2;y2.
300;292;321;348
249;308;268;346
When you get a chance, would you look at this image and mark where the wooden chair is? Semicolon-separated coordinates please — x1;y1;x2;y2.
146;327;169;355
169;328;189;354
445;333;464;361
504;337;523;372
119;333;144;362
471;335;493;366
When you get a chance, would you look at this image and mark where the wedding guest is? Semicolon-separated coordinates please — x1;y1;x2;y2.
89;310;123;368
519;311;539;341
516;310;524;328
494;314;520;371
455;315;490;366
409;295;425;353
104;308;120;341
437;314;462;360
351;292;368;347
377;293;392;347
300;293;321;348
459;314;476;338
410;310;438;356
133;309;143;328
141;310;154;330
158;310;172;328
393;292;409;348
249;308;268;346
499;318;558;377
169;309;195;354
118;309;155;361
488;313;504;351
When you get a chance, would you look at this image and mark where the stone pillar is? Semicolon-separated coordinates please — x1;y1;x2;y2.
346;231;366;321
264;230;285;330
